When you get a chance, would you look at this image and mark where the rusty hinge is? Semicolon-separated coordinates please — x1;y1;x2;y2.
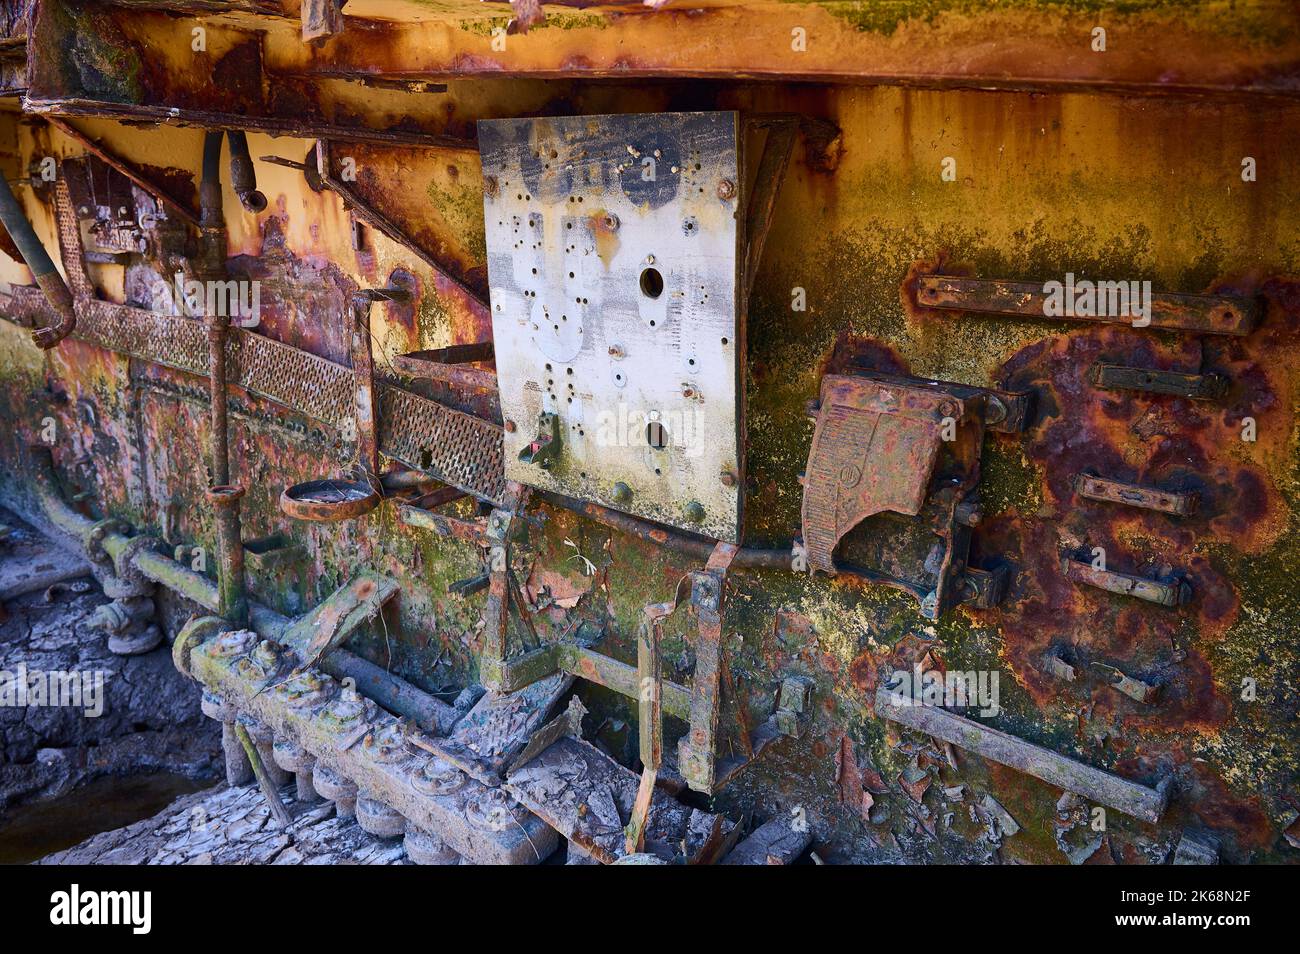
1090;363;1229;401
1062;558;1192;608
916;275;1257;336
1074;474;1199;516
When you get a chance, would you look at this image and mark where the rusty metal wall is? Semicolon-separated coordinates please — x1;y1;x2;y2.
0;2;1297;864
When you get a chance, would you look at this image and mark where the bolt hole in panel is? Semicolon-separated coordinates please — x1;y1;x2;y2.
479;112;743;541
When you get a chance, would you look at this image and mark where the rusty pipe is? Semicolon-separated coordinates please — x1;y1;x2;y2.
226;130;267;214
199;131;232;486
534;491;792;570
207;484;249;627
207;313;231;485
0;171;75;348
26;448;457;734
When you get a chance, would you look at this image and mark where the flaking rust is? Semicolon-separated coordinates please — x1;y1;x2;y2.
0;0;1296;871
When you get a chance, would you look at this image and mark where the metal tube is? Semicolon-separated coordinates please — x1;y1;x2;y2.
226;130;267;213
207;484;248;626
199;130;232;486
535;490;792;570
0;171;76;348
207;314;231;486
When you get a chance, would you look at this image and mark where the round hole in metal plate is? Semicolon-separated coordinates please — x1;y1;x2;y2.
639;267;664;299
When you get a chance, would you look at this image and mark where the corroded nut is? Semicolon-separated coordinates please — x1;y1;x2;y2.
404;825;460;865
356;796;406;838
313;763;358;802
272;737;315;774
200;689;238;723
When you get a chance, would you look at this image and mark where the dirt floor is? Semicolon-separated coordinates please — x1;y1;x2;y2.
0;508;223;860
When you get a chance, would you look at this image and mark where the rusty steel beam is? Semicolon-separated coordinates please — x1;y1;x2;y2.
1061;558;1192;608
393;347;498;393
875;686;1169;823
1090;363;1230;400
1074;474;1199;516
916;275;1257;336
317;141;490;316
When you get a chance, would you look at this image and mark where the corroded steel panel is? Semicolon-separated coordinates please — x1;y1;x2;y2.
480;111;742;541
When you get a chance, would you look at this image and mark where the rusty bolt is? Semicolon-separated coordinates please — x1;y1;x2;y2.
603;213;619;231
504;419;516;433
716;179;736;200
608;344;625;359
719;470;737;488
484;175;498;198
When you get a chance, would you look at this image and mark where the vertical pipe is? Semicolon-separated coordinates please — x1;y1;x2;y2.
199;131;230;487
0;171;76;348
207;484;248;627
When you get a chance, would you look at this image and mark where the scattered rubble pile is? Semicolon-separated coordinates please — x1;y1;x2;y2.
37;783;411;865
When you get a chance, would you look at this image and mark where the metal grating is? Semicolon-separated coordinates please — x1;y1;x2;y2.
229;331;353;430
379;386;506;504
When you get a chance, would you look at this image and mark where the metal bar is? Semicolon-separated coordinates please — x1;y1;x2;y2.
1061;558;1192;607
350;294;380;481
1075;474;1198;516
742;118;797;304
392;351;498;393
555;643;691;722
875;685;1168;822
0;170;76;348
317;140;490;315
1091;363;1230;400
916;275;1257;336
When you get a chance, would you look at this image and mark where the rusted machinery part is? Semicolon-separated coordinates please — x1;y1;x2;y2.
173;615;230;681
0;172;76;348
226;129;268;214
207;484;249;626
535;490;791;570
280;479;381;522
199;130;225;231
28;450;454;735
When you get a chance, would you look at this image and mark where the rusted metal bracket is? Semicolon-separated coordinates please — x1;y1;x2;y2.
316;140;489;316
350;285;410;483
480;484;536;693
1062;557;1192;608
1075;473;1199;516
801;371;1001;618
677;542;739;794
1090;363;1229;400
830;366;1033;434
875;683;1170;822
393;342;497;393
278;571;400;673
916;275;1257;336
